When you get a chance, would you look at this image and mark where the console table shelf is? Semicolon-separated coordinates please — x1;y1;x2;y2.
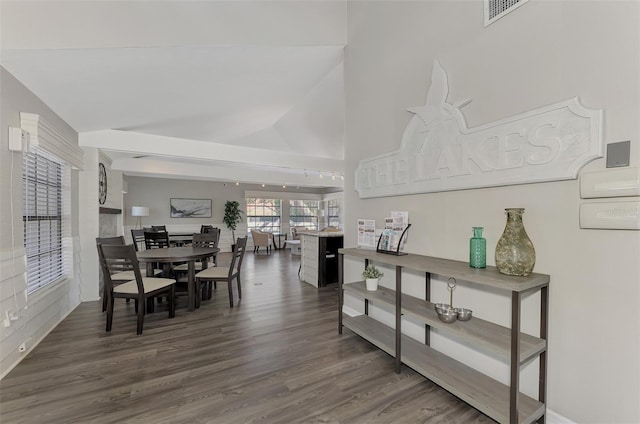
343;281;546;364
339;248;549;292
338;248;550;424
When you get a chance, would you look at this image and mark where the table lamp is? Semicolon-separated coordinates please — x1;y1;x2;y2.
131;206;149;229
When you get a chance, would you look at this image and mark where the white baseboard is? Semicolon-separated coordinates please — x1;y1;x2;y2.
342;305;361;317
0;302;79;380
547;409;576;424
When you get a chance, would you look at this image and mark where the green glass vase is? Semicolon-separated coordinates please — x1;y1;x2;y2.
469;227;486;268
495;208;536;276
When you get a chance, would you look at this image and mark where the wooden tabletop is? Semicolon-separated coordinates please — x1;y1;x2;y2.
339;247;549;293
137;246;219;262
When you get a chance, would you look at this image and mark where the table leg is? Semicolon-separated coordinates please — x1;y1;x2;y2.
198;259;209;307
188;260;195;312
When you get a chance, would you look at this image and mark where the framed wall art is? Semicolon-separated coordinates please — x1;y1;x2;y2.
170;198;212;218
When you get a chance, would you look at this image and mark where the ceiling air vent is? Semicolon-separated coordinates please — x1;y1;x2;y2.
484;0;529;26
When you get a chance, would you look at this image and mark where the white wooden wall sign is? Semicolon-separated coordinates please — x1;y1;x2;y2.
355;61;603;198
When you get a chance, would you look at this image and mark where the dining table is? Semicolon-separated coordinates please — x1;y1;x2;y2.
272;232;288;250
136;246;220;311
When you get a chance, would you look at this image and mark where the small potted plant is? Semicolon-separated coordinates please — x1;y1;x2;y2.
362;265;383;291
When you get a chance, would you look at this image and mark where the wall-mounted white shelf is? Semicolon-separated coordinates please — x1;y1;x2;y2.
580;167;640;198
580;200;640;230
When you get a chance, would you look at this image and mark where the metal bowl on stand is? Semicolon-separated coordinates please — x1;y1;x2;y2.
436;307;458;323
454;307;473;321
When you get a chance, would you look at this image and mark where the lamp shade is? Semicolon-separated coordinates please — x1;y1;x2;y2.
131;206;149;217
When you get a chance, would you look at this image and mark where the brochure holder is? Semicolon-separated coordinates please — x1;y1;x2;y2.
376;223;411;256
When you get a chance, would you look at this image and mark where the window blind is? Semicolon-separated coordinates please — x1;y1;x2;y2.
23;150;67;293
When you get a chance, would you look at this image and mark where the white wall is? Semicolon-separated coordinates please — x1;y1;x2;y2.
125;177;247;251
124;177;335;251
344;2;639;423
124;177;336;251
0;67;81;379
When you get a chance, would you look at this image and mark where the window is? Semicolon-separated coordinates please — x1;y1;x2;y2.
328;199;341;228
246;198;281;233
23;151;67;293
289;200;319;230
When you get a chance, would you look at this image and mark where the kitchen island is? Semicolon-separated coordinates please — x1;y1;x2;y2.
299;231;344;287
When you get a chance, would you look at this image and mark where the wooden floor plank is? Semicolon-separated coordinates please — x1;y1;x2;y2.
0;251;492;423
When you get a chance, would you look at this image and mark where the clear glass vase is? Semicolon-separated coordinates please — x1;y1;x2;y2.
469;227;486;268
495;208;536;276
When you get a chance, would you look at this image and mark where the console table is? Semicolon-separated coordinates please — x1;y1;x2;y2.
338;248;550;424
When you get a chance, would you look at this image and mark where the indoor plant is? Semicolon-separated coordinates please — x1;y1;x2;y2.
362;265;383;291
223;200;243;248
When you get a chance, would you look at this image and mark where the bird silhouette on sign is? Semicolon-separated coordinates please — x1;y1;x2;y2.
408;60;471;127
404;60;471;156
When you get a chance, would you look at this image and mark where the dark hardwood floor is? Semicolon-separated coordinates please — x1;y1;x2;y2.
0;250;493;424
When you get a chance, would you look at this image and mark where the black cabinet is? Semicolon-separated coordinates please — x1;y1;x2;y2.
301;234;344;287
318;236;343;286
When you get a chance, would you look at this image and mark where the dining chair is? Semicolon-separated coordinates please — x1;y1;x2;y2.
130;229;165;274
96;236;128;312
291;226;307;240
144;231;170;249
173;233;219;279
151;225;167;232
197;232;220;266
202;225;221;238
131;229;146;252
143;230;171;279
98;243;176;334
250;229;273;254
195;236;247;308
97;236;165;311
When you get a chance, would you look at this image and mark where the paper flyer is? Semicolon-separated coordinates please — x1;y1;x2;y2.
357;219;376;249
380;211;409;251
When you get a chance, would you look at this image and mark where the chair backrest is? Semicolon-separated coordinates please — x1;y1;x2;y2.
131;229;145;251
151;225;167;232
250;229;270;245
291;226;307;240
192;232;219;249
228;237;247;278
192;233;218;263
144;231;170;249
98;243;144;296
97;236;126;246
202;226;221;238
96;236;127;276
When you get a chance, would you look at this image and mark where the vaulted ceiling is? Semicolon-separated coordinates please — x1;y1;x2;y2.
1;1;347;189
